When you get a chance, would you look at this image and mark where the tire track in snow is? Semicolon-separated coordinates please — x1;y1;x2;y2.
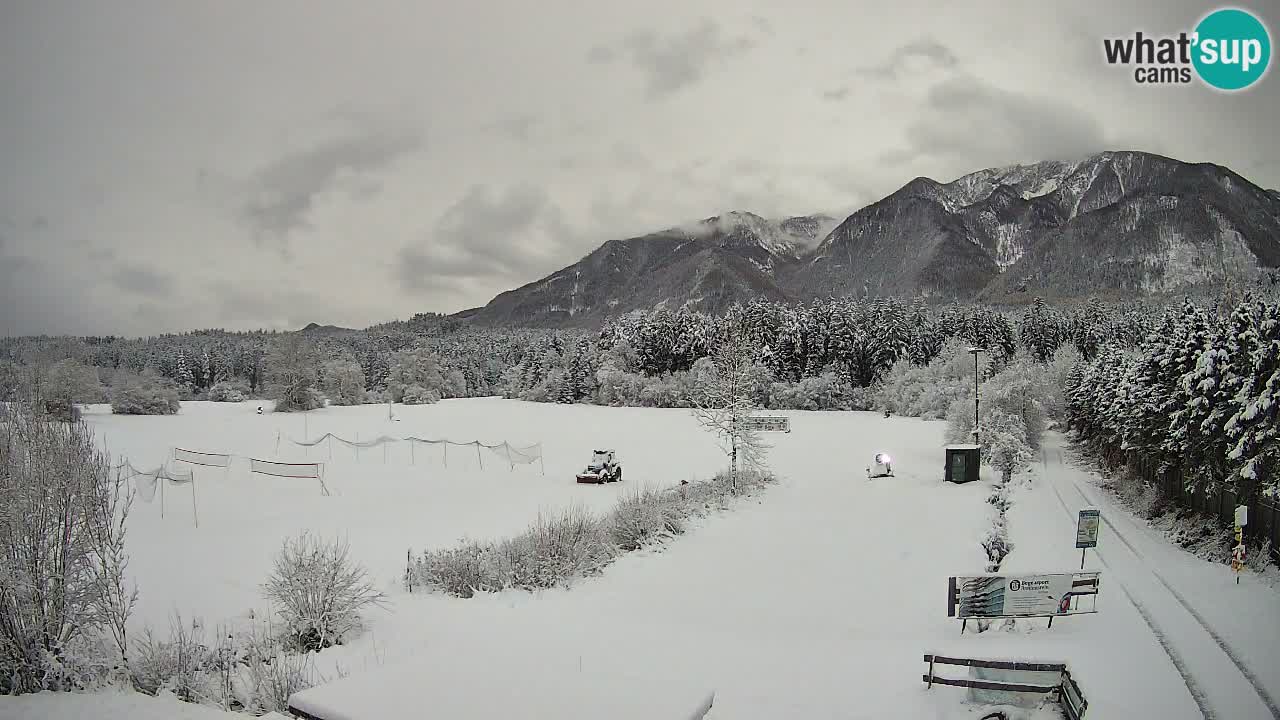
1058;472;1280;719
1044;473;1217;718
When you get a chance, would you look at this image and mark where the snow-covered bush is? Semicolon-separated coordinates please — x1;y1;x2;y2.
638;373;688;408
207;379;250;402
767;371;854;410
409;469;775;598
111;371;181;415
0;404;136;693
386;348;455;403
400;383;441;405
593;366;648;406
262;533;386;652
1042;344;1082;423
239;642;322;714
876;339;975;419
265;335;323;412
129;617;213;702
944;393;977;444
980;355;1050;451
412;506;613;597
610;487;687;550
983;408;1035;482
320;360;366;406
31;359;102;422
128;614;326;713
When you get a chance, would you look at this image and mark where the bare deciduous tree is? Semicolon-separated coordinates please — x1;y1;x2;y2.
691;313;769;493
0;403;136;692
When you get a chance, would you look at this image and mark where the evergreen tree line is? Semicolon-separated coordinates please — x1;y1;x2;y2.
498;296;1153;409
1065;294;1280;505
1;297;1160;415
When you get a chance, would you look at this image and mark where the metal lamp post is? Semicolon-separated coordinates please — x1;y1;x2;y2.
968;347;985;443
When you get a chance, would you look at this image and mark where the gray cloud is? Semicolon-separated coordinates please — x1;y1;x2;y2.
882;74;1108;172
857;38;959;79
3;3;1277;337
485;114;538;143
618;19;759;98
206;279;364;330
397;185;580;293
585;45;615;64
243;131;418;244
110;265;175;298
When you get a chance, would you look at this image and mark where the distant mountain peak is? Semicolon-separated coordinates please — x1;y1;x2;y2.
458;150;1280;326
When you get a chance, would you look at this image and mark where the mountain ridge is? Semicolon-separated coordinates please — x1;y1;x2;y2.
452;150;1280;326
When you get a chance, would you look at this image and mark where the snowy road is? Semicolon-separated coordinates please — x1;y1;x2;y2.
1036;433;1280;719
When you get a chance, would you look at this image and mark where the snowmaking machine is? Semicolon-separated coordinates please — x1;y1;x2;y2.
576;449;623;484
866;452;894;479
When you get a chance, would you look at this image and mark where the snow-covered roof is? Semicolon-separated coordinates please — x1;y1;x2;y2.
945;444;981;450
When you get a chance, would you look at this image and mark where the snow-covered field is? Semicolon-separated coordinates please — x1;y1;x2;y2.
4;400;1278;719
79;398;726;628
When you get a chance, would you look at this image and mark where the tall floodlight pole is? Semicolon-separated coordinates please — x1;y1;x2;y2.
968;347;985;443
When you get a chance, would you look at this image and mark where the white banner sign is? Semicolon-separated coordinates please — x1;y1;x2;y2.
948;573;1100;619
744;416;790;433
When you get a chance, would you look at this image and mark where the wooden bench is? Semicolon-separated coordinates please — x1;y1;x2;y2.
923;654;1088;719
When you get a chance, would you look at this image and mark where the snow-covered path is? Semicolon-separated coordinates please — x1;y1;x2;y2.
1033;433;1280;719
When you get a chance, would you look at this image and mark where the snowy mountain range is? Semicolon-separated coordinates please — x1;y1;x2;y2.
464;151;1280;326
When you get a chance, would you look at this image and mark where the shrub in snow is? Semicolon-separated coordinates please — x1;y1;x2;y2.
980;353;1051;450
1042;344;1082;423
982;408;1035;482
262;532;386;652
208;379;250;402
240;644;322;714
320;360;366;406
400;383;441;405
876;339;975;419
128;614;328;713
111;371;181;415
0;404;136;693
610;487;688;550
28;359;102;422
767;371;855;411
386;348;456;403
130;617;214;702
265;335;323;412
638;373;688;408
410;469;775;598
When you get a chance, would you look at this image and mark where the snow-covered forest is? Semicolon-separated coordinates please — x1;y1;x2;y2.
2;294;1277;505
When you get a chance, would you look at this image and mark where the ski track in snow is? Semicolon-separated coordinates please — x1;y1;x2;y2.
1044;465;1216;719
1045;439;1280;719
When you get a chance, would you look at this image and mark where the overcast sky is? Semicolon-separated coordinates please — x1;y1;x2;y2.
2;0;1277;337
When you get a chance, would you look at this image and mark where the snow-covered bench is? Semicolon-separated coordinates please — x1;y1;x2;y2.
923;654;1088;719
286;648;716;720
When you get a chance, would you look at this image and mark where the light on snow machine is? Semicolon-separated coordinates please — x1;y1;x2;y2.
576;449;623;484
866;452;894;479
